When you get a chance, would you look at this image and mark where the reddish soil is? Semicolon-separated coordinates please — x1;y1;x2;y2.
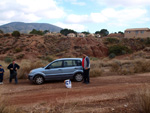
1;73;150;113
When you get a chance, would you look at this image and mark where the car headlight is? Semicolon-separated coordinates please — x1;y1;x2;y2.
29;70;33;74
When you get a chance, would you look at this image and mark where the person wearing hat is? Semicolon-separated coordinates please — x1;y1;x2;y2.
0;65;5;84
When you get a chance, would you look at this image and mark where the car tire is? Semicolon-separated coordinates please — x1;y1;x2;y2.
34;75;44;85
74;73;83;82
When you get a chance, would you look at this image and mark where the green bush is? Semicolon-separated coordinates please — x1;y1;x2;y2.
108;45;132;56
30;29;44;35
145;37;150;45
0;29;3;34
109;53;116;59
15;48;22;53
106;37;119;43
12;31;20;37
4;57;13;63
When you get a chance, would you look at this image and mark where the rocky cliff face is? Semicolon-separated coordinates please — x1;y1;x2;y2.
0;34;108;60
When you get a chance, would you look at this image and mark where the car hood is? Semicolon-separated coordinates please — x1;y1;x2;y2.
31;67;45;73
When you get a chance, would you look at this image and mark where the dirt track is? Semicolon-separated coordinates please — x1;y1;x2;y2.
1;73;150;113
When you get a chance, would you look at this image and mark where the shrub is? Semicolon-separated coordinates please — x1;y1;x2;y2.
110;61;121;72
12;31;20;37
30;29;44;35
108;44;132;56
106;37;119;43
15;48;22;53
145;37;150;45
0;29;3;34
4;57;13;63
90;68;103;77
109;53;116;59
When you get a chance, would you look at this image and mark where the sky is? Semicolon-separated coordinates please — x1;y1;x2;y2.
0;0;150;33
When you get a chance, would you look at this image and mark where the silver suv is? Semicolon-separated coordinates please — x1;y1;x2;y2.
28;58;83;84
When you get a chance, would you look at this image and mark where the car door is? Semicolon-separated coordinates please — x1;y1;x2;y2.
62;60;76;79
43;60;63;80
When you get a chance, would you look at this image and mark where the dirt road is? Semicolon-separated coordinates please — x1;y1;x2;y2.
1;73;150;113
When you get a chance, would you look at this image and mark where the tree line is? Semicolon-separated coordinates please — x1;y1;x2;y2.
0;28;124;37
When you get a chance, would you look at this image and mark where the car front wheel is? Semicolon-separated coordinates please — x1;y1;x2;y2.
34;75;44;85
74;73;83;82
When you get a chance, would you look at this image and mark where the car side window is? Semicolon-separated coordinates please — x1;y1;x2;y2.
63;60;73;67
75;60;81;66
50;61;63;68
63;60;82;67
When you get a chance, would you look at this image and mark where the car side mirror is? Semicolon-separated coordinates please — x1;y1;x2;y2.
45;66;50;69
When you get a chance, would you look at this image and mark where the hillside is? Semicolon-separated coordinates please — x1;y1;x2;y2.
0;22;63;33
0;34;108;61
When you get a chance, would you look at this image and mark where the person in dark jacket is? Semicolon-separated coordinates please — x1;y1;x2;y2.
82;54;90;84
0;65;4;84
7;60;20;84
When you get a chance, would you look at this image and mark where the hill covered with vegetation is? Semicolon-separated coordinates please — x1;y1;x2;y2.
0;22;63;33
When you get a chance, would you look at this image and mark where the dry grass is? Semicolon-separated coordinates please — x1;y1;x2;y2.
90;60;103;77
1;53;150;80
18;59;48;79
133;85;150;113
110;58;150;75
0;61;10;79
90;68;103;77
0;88;22;113
0;59;48;80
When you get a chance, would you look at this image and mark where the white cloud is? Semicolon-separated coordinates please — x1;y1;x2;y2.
65;8;147;26
104;8;147;22
90;13;108;23
55;22;87;31
65;14;90;23
94;0;150;7
64;0;86;6
0;0;65;25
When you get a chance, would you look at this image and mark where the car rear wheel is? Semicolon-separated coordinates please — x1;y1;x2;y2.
74;73;83;82
34;75;44;85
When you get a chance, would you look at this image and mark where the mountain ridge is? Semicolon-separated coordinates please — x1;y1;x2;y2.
0;22;63;33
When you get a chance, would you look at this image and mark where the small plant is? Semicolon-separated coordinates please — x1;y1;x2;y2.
15;48;22;53
109;53;116;59
4;57;13;63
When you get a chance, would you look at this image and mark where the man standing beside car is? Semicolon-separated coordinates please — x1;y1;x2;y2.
82;54;90;84
7;60;20;84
